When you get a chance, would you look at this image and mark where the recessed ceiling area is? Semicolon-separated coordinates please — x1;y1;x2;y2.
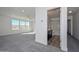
0;7;35;18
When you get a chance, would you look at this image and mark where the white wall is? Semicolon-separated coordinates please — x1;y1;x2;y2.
0;7;35;36
35;7;47;45
0;16;2;35
0;16;18;36
60;7;67;51
73;11;79;40
50;17;60;35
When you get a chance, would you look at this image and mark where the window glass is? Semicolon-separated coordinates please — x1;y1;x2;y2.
11;19;19;30
20;20;26;32
11;18;33;32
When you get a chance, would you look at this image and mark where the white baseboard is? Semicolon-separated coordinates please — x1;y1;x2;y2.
0;32;35;36
0;32;20;36
21;32;35;35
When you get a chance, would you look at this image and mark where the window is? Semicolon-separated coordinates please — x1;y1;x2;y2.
11;19;19;30
25;21;30;32
27;21;33;32
20;20;26;32
11;18;33;32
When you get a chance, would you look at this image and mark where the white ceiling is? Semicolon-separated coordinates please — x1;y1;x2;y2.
0;7;35;18
0;7;78;19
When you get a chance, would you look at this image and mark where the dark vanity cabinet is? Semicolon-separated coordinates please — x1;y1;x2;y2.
48;30;52;41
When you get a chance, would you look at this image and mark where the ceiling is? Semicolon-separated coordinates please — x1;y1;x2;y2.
0;7;79;19
68;7;79;15
48;8;60;18
0;7;35;18
47;7;58;10
48;7;79;18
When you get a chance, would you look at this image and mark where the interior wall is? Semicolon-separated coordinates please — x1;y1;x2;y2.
50;17;60;35
73;11;79;40
0;15;35;36
35;7;47;45
60;7;67;51
0;16;16;36
0;16;2;35
48;17;51;30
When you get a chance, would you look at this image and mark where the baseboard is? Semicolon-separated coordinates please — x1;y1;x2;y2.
0;32;20;36
0;32;35;36
67;32;71;35
71;36;79;40
68;33;79;40
21;32;35;35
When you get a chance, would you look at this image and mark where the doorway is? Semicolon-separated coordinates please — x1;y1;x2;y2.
67;19;72;35
47;8;60;48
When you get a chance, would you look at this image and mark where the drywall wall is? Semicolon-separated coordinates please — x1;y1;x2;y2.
0;16;2;34
60;7;67;51
0;16;19;36
50;17;60;35
35;7;47;45
73;11;79;40
48;17;51;30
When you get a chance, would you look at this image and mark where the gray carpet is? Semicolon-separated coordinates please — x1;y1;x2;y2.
68;35;79;52
0;34;62;52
